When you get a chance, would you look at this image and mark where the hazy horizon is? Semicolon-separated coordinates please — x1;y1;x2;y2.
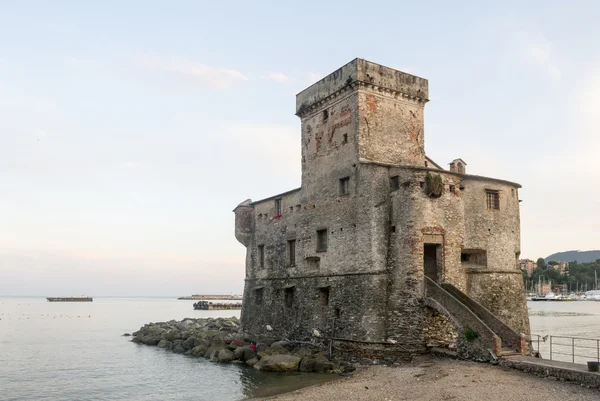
2;1;600;296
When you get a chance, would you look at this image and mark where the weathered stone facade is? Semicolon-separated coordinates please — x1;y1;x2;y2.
234;59;530;356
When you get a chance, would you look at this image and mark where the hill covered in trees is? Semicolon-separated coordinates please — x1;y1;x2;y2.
544;250;600;263
525;258;600;292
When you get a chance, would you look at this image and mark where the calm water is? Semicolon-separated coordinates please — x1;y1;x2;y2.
527;300;600;364
0;297;333;401
2;298;599;400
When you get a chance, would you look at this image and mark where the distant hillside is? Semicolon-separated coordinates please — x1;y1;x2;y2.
545;250;600;263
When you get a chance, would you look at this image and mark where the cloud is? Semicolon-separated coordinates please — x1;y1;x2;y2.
267;72;291;83
518;33;562;81
140;54;248;89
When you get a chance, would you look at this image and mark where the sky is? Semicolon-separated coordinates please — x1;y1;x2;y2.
1;1;599;296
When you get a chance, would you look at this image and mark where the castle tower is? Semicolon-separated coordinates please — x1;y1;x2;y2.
295;59;429;193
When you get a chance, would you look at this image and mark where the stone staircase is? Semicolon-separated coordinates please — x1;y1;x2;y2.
424;277;524;360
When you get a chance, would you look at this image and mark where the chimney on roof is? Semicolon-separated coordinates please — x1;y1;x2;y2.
449;159;466;174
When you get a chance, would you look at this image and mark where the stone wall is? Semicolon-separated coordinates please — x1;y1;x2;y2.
424;307;457;347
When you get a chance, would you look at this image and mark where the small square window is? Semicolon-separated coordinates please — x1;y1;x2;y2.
287;239;296;266
255;288;263;305
285;287;295;308
391;176;400;190
316;229;328;252
319;287;330;306
449;185;455;194
339;177;350;196
258;245;265;268
342;134;348;144
486;190;500;210
323;109;329;121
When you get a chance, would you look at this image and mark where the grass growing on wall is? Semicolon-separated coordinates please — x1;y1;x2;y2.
463;326;480;342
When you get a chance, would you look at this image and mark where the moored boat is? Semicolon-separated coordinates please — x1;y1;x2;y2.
47;296;93;302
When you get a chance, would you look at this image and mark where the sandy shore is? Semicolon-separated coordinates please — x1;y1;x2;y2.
265;356;598;401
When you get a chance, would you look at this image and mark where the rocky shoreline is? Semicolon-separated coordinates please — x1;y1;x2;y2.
129;317;346;374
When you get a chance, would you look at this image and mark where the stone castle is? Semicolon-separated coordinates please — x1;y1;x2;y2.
234;59;530;359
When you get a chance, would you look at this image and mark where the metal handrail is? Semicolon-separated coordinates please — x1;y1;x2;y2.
527;333;600;364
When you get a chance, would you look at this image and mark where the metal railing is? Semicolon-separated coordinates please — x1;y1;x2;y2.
527;334;600;365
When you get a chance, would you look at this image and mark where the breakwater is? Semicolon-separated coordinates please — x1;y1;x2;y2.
130;317;345;373
178;295;243;300
192;301;242;310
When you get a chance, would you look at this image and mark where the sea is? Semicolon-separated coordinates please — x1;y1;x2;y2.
0;297;334;401
1;297;599;401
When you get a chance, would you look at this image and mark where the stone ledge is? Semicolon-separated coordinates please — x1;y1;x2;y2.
503;357;600;389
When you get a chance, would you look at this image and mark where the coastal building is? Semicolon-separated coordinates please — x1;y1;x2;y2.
234;59;530;358
520;259;537;277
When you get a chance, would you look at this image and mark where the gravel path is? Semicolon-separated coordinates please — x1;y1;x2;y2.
265;356;599;401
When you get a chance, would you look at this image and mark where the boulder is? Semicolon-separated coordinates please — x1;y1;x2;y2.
254;355;301;372
123;333;131;337
246;357;259;367
234;345;256;362
164;330;182;341
182;336;197;351
299;357;316;373
175;319;196;331
313;356;334;373
257;345;289;358
197;330;219;340
270;340;293;350
190;344;209;357
204;345;222;359
141;334;162;346
218;348;234;363
173;344;186;354
157;339;171;349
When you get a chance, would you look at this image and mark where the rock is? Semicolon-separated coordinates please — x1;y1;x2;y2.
173;344;186;354
270;340;293;350
197;330;219;340
257;345;290;358
175;319;196;331
209;349;220;362
141;334;162;346
299;357;316;372
164;330;182;341
292;348;314;358
123;333;131;337
218;349;234;363
157;339;171;348
190;344;209;357
234;345;256;362
254;355;301;372
313;356;334;373
182;336;197;350
246;357;259;366
204;345;222;359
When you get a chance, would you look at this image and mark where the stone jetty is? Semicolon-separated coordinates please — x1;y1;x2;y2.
130;317;344;373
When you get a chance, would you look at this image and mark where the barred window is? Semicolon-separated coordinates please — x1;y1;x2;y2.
486;190;500;210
